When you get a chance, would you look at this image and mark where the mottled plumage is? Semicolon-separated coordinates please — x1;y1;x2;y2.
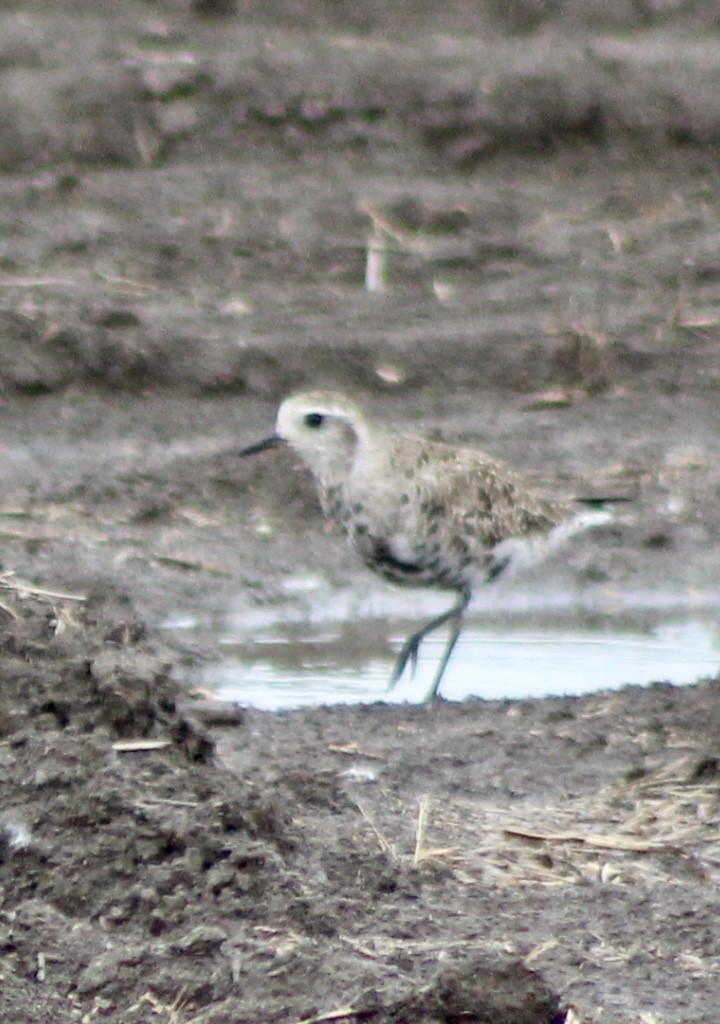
239;391;610;700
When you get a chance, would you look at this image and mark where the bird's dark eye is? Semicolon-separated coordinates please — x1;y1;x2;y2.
304;412;325;428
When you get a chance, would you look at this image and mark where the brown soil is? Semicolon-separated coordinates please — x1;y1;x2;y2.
1;3;720;1022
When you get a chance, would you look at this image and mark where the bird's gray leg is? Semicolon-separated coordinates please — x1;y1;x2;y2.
388;605;459;687
388;589;471;699
424;608;466;702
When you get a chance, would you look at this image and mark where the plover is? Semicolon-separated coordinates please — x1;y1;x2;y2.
239;391;612;701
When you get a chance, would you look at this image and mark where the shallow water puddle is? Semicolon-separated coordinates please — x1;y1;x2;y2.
198;612;720;710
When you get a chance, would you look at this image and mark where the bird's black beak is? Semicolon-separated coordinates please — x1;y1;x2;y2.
238;434;282;458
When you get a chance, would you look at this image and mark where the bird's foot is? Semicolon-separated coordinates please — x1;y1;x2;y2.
387;637;422;690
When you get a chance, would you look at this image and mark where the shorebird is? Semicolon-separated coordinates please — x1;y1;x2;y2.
239;391;612;701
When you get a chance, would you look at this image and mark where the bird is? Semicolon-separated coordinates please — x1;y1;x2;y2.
238;391;613;702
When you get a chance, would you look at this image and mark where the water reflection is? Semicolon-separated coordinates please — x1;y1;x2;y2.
201;614;720;710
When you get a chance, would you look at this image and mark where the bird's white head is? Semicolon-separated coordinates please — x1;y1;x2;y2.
275;391;369;486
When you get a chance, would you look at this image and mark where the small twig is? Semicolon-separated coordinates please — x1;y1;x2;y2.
411;795;458;866
135;797;199;809
364;231;388;293
0;276;81;288
327;742;384;760
503;826;679;853
413;795;430;867
524;938;560;965
0;571;86;602
354;800;397;862
671;298;720;330
93;267;159;294
138;987;191;1023
289;1006;358;1024
112;739;173;753
153;554;229;575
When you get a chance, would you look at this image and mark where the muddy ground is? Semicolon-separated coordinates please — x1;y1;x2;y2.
2;2;720;1022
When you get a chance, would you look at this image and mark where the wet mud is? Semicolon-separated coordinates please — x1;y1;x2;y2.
2;2;720;1022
